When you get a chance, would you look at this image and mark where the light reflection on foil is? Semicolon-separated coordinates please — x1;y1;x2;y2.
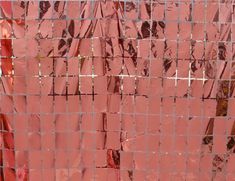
0;1;235;180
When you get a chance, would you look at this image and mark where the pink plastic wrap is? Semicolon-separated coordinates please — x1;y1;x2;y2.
1;1;235;180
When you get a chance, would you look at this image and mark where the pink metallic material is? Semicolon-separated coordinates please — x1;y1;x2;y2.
0;1;235;180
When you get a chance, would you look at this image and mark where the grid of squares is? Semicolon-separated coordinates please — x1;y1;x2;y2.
1;0;235;180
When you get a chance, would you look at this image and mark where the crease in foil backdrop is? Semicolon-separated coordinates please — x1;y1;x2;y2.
1;1;235;180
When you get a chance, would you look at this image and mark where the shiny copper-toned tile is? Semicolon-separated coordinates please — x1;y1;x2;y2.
0;1;235;180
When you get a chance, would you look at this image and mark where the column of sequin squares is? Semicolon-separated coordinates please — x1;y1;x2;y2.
1;0;235;181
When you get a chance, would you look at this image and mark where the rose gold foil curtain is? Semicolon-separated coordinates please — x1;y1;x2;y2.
1;0;235;180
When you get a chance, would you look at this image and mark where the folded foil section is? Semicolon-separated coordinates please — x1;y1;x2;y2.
0;1;235;180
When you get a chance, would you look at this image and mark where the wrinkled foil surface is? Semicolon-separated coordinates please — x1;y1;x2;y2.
1;1;235;180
